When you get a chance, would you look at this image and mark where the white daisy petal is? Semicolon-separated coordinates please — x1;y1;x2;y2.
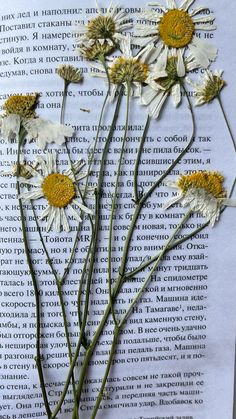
171;83;181;107
68;204;82;223
20;189;44;201
177;49;185;77
19;178;42;187
221;199;236;207
163;193;183;210
194;23;217;31
192;15;215;23
46;207;57;232
54;207;61;233
39;206;50;220
72;199;93;215
136;10;162;22
24;118;74;149
134;24;158;37
148;2;167;12
141;86;159;105
132;35;159;47
166;0;177;9
188;36;217;68
180;0;195;11
190;6;210;16
148;91;168;119
60;208;70;232
0;114;21;141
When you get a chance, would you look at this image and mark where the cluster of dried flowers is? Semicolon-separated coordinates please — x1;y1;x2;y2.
0;1;235;418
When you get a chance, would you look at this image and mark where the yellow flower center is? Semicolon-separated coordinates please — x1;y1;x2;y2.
87;15;116;40
109;57;149;84
178;172;226;199
159;9;194;48
42;173;75;208
3;94;39;118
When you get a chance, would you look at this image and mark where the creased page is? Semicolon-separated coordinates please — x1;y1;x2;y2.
0;1;236;419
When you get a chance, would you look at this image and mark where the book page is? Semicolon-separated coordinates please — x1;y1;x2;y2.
0;1;236;418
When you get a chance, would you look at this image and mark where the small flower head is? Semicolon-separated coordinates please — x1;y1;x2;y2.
75;2;132;59
11;163;35;179
57;65;83;84
80;40;115;61
90;35;158;98
163;171;236;226
3;94;39;118
19;152;93;232
0;93;73;149
109;57;149;84
154;56;184;90
190;70;226;106
86;15;116;41
141;52;191;119
177;172;226;199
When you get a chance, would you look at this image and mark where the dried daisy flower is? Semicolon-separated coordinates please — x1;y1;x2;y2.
91;34;160;98
19;152;93;232
0;158;38;179
75;1;132;60
134;0;217;75
0;94;74;149
79;40;115;61
141;51;198;118
163;171;236;226
57;65;83;84
189;69;226;106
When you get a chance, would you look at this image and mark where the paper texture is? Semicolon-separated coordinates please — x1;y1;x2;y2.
0;1;236;418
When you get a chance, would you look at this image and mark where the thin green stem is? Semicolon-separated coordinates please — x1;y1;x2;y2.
125;174;236;279
29;202;77;404
60;81;94;285
71;85;196;412
16;130;51;418
120;209;192;326
124;221;209;279
57;280;77;400
89;210;192;418
118;83;195;278
60;81;69;125
90;327;120;419
73;57;111;326
133;115;150;203
217;94;236;153
51;87;124;419
108;83;130;326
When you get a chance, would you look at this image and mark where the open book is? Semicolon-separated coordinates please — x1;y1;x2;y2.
0;0;236;418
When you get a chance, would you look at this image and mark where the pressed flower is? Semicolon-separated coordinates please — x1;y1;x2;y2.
134;0;217;74
141;50;202;118
0;94;74;149
57;64;83;84
3;93;39;118
91;34;160;98
189;69;226;106
0;158;38;179
75;1;132;60
19;152;93;232
79;40;115;61
163;171;236;226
